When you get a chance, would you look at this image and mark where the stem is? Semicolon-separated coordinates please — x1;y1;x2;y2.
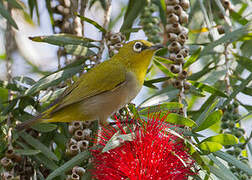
97;0;112;60
178;64;187;118
5;3;14;148
224;43;232;95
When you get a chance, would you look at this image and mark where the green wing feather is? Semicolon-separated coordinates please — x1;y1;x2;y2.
49;59;126;114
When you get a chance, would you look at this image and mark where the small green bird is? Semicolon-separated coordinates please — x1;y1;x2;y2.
16;40;162;130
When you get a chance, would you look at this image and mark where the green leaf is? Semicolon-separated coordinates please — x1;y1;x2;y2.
16;141;58;170
199;141;223;153
0;1;18;29
188;62;215;81
234;54;252;73
139;86;179;107
164;113;197;127
189;81;228;97
8;0;23;9
120;0;146;38
25;64;83;96
64;44;95;56
31;123;58;133
76;14;106;33
208;154;239;180
139;102;182;115
144;77;170;85
214;151;252;176
200;23;252;57
230;10;249;25
13;76;36;86
209;165;235;180
153;60;176;78
19;131;59;161
153;56;174;64
194;98;218;129
15;149;41;155
29;34;98;47
191;151;210;172
194;110;222;132
184;48;202;69
46;151;91;180
201;134;238;146
222;73;252;107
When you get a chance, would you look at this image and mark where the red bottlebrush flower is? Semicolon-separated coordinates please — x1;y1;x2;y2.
92;114;195;180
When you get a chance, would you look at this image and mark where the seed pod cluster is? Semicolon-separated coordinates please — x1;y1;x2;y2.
140;3;162;43
217;0;233;34
66;166;86;180
0;147;33;180
221;101;251;179
165;0;191;92
106;32;125;56
66;121;92;178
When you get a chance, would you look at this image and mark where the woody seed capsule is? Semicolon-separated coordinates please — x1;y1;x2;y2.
167;33;178;42
165;0;179;5
167;13;179;23
168;41;182;53
178;48;189;57
174;53;185;63
179;11;189;24
170;65;181;74
166;5;175;14
74;129;85;140
166;23;181;34
180;0;190;10
177;33;188;44
173;5;183;16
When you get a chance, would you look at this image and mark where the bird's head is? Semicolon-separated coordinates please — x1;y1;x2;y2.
113;40;163;81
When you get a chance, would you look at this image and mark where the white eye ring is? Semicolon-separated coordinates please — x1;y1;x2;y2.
133;42;143;53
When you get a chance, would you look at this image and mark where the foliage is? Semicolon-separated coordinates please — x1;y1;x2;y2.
0;0;252;179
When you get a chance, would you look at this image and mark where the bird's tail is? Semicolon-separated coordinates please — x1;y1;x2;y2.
15;113;45;131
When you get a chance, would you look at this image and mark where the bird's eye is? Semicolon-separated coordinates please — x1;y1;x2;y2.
133;42;143;53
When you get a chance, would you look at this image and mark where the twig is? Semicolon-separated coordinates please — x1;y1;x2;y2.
224;43;232;95
5;3;15;148
97;0;112;60
80;0;88;36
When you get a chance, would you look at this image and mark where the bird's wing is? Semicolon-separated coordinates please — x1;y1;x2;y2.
49;60;126;114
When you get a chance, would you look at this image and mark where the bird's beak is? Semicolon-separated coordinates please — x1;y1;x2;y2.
148;44;164;50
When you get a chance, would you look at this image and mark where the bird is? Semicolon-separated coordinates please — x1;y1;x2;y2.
16;40;163;130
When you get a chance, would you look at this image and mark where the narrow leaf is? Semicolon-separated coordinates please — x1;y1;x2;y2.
195;110;222;132
15;149;41;156
153;60;176;78
8;0;23;9
31;123;58;133
0;1;18;29
234;54;252;73
120;0;146;38
201;134;238;146
230;10;249;25
184;48;202;68
76;14;106;33
209;165;234;180
154;56;174;64
139;102;182;115
29;34;98;47
19;132;59;161
200;23;252;57
64;45;95;56
46;151;91;180
199;141;223;153
208;154;239;180
189;81;228;97
165;113;197;127
214;151;252;176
